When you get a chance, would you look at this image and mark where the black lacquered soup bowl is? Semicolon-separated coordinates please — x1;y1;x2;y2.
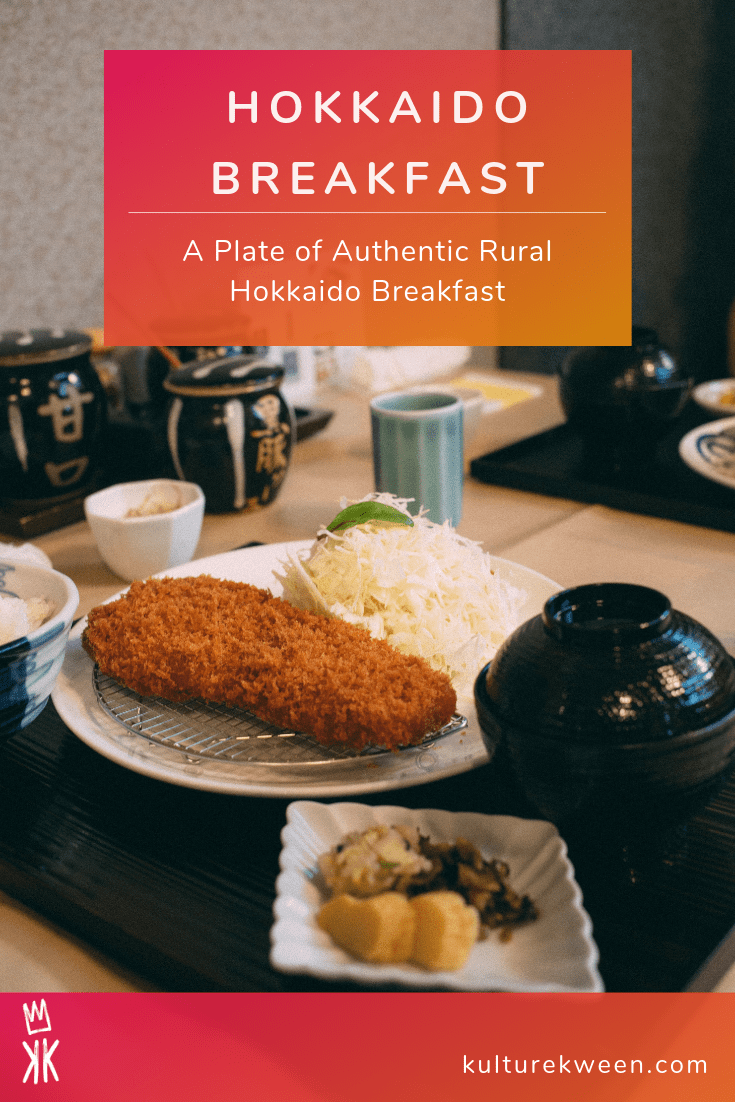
474;583;735;835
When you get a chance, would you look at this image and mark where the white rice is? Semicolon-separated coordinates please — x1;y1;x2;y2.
0;593;54;646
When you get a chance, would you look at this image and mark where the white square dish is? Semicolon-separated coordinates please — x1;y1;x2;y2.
271;801;604;992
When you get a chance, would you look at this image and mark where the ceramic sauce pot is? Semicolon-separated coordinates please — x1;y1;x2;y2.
0;329;106;504
164;353;294;513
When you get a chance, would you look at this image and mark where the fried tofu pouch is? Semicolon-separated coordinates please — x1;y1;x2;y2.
82;575;456;751
317;890;479;971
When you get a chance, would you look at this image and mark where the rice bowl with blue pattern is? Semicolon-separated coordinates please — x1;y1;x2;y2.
0;559;79;739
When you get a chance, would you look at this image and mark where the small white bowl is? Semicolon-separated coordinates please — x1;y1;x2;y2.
692;379;735;417
84;479;205;582
0;559;79;738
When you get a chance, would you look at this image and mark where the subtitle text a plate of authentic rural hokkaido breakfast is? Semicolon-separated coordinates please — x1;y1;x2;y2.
52;495;561;798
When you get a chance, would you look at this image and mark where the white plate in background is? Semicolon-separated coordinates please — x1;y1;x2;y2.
271;801;604;992
692;380;735;417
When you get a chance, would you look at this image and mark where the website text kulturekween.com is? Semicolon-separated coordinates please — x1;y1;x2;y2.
461;1054;706;1076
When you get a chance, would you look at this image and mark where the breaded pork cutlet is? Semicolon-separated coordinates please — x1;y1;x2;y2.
82;576;457;751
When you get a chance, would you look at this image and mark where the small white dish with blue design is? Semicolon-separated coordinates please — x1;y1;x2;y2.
0;542;52;569
679;416;735;490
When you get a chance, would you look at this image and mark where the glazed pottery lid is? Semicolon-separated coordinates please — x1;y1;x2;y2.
0;328;92;366
163;353;285;397
482;583;735;743
558;326;688;395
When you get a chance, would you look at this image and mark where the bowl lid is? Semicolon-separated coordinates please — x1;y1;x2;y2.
163;353;284;397
559;327;689;397
0;328;92;367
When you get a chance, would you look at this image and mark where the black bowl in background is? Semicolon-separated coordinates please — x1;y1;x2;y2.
474;583;735;837
557;327;693;470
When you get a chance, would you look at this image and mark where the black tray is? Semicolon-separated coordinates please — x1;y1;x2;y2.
470;405;735;533
2;700;735;992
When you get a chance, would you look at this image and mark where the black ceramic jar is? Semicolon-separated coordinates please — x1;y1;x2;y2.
474;583;735;835
557;327;692;470
164;353;294;513
0;329;106;504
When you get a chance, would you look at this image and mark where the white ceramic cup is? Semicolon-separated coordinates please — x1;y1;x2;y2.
84;479;205;582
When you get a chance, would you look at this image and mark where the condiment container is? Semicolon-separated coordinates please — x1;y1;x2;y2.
84;478;205;581
163;353;294;513
0;329;106;503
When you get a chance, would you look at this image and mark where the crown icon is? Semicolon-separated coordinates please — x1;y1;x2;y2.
23;1000;52;1035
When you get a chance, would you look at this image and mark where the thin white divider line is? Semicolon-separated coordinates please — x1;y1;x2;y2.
127;210;608;215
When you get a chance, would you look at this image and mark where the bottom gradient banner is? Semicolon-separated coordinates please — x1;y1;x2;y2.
1;993;733;1101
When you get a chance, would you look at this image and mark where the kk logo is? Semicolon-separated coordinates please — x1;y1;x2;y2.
22;1001;59;1084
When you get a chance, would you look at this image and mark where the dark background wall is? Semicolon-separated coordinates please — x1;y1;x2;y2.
499;0;735;380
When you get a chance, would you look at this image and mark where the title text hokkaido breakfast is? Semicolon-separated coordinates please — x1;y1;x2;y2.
216;87;541;200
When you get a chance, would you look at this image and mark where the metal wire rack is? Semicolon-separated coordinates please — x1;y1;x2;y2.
93;667;467;766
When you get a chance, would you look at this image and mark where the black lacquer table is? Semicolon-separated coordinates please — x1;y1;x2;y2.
2;700;735;993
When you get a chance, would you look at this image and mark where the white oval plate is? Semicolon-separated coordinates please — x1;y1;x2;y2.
692;380;735;417
271;801;604;992
679;416;735;490
52;541;560;798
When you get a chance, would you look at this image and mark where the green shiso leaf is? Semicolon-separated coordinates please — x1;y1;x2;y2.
326;502;414;533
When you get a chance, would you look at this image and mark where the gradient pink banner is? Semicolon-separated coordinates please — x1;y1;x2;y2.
104;50;630;346
1;993;733;1101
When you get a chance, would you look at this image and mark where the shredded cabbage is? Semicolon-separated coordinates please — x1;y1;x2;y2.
275;494;527;703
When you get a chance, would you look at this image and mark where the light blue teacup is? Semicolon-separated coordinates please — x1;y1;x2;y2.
370;390;463;525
